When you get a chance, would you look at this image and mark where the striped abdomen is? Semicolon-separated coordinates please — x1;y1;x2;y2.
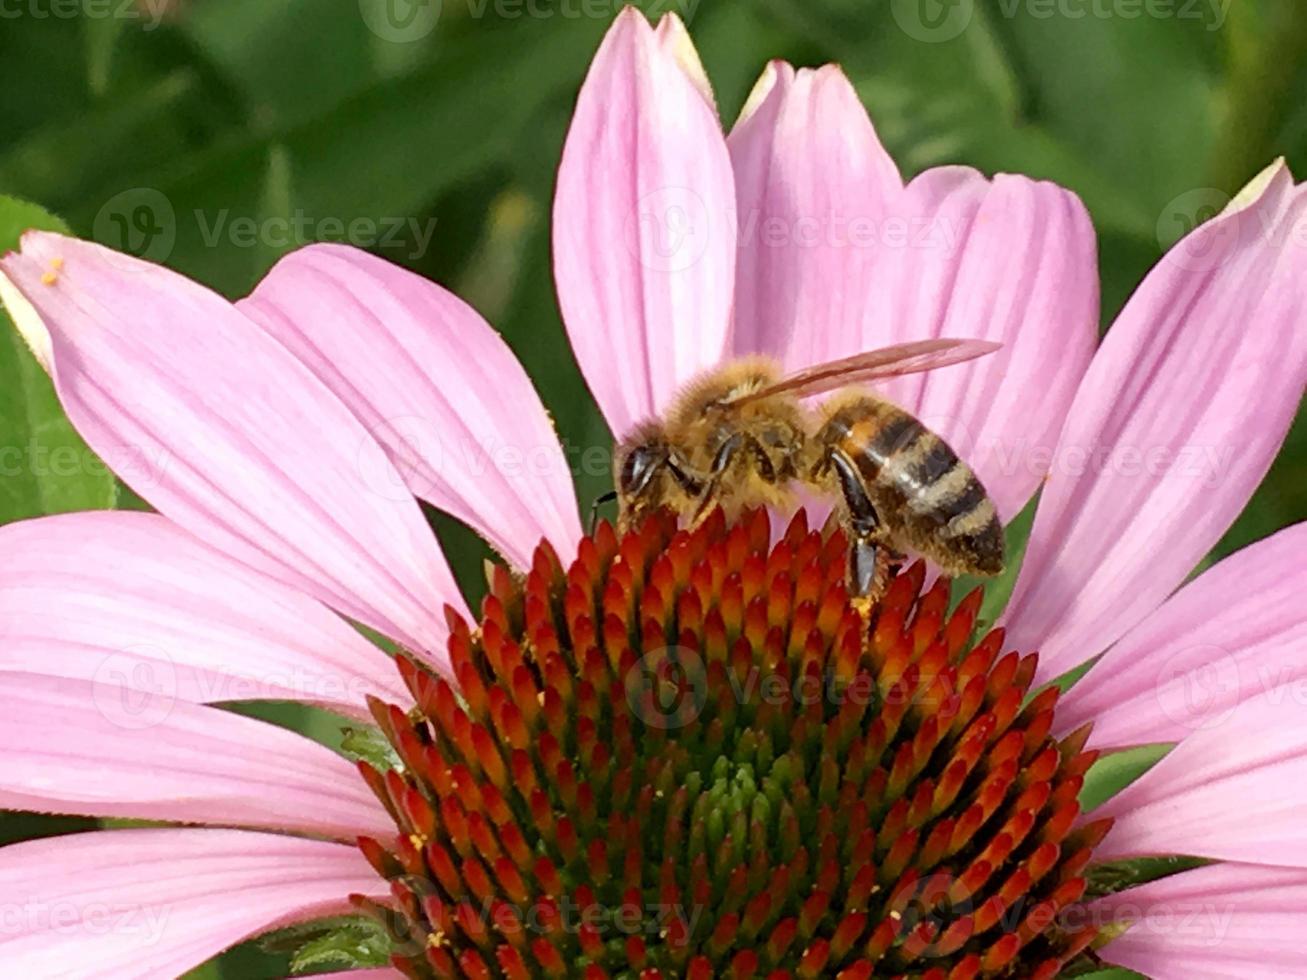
816;395;1004;577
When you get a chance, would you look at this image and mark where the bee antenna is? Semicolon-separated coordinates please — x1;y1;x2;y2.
589;490;618;533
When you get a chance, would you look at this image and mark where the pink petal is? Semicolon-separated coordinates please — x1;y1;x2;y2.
1089;862;1307;978
728;66;1097;519
727;62;902;367
553;7;736;438
654;12;714;107
241;244;582;570
1005;162;1307;681
0;672;391;840
0;231;467;664
0;511;409;717
1091;684;1307;867
1056;521;1307;748
0;828;384;976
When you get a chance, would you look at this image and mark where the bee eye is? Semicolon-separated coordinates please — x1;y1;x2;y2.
620;447;661;495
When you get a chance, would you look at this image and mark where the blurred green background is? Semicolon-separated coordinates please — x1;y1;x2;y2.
1;0;1305;975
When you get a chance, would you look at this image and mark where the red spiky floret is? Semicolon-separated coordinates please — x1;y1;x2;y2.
353;509;1111;978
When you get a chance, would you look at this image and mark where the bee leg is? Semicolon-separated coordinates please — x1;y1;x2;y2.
827;448;890;610
686;434;743;527
690;433;780;528
848;535;882;599
667;457;709;514
667;456;706;497
639;453;713;528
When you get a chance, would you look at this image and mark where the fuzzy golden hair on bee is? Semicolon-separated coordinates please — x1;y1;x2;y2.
662;355;782;427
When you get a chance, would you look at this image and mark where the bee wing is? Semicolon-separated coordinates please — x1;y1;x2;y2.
722;338;1002;405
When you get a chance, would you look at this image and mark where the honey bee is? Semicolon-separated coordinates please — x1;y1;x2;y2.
608;339;1005;601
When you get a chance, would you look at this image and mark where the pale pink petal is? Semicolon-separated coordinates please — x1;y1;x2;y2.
728;67;1097;519
1092;686;1307;867
0;231;467;664
728;62;902;368
1089;862;1307;978
241;244;581;569
1057;522;1307;748
0;511;409;717
1005;162;1307;681
553;7;736;438
0;828;384;977
0;672;390;840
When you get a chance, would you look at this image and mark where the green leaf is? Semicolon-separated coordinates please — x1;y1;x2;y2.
177;962;223;980
222;701;353;753
0;196;117;522
340;723;402;773
258;915;391;974
1080;743;1173;813
180;939;290;980
1088;854;1210;897
290;926;391;973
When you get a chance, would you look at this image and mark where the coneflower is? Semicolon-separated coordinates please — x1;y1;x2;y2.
0;8;1304;979
355;509;1112;978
